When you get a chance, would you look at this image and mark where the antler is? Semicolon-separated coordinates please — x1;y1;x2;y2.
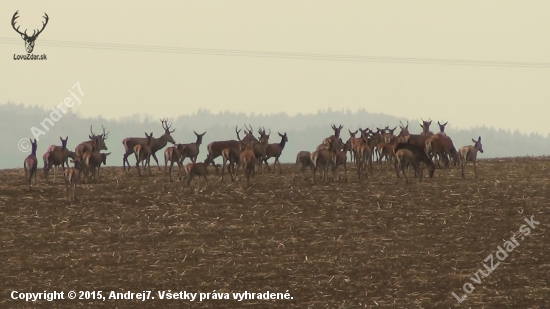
235;126;242;141
30;13;49;39
11;11;25;37
90;125;95;136
101;125;109;140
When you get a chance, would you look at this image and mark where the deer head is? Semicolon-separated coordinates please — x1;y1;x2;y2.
438;121;448;133
331;124;343;137
60;136;68;150
398;120;409;136
160;118;176;144
472;136;483;153
89;125;109;150
12;11;49;53
194;131;206;145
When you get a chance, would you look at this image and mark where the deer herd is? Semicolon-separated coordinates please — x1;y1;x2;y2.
22;117;484;202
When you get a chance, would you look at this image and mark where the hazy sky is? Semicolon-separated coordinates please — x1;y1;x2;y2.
1;1;549;135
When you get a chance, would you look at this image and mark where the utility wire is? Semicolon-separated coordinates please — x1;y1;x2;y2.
1;37;549;68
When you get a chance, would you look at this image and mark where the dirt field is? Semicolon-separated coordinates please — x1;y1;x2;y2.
1;157;549;308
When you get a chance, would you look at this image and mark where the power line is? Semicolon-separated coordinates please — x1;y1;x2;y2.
1;37;549;68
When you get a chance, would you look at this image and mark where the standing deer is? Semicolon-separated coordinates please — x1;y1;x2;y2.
240;141;257;189
420;118;434;136
122;118;175;171
345;129;360;165
311;139;337;183
23;138;38;191
206;126;256;171
64;159;80;202
179;131;207;164
11;11;49;54
323;124;344;146
221;144;245;181
331;141;350;181
292;151;314;181
253;128;270;174
262;132;288;174
185;155;216;192
43;136;70;183
82;151;111;184
394;143;436;184
134;132;154;177
460;136;484;179
164;144;186;182
75;125;109;157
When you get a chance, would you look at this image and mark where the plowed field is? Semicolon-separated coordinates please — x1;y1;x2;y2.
1;157;549;308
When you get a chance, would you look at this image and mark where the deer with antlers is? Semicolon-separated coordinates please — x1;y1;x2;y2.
262;132;288;174
460;136;484;179
11;11;49;53
292;151;315;181
43;136;70;183
23;138;38;191
206;126;257;171
76;125;109;158
253;128;270;174
322;124;344;146
164;143;186;182
394;143;436;184
133;132;154;177
122;118;175;171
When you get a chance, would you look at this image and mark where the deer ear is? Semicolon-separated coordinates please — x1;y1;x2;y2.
478;136;481;141
472;138;476;143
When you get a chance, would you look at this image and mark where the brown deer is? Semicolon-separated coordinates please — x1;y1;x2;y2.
261;132;288;174
425;135;459;167
133;132;154;177
376;127;399;166
436;121;448;136
420;118;434;136
239;142;257;189
292;151;314;181
164;144;186;182
179;131;207;164
206;126;256;170
394;143;436;184
345;129;360;165
322;124;344;146
43;136;70;183
354;131;374;178
63;159;81;202
82;151;111;184
311;139;337;183
460;136;484;179
11;11;49;53
122;118;175;171
185;155;216;191
253;128;270;174
75;125;109;157
331;141;350;181
23;138;38;191
221;142;248;181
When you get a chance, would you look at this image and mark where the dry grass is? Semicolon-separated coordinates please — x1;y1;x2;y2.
1;157;549;308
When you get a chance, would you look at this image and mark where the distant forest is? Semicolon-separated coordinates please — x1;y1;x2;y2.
2;101;549;169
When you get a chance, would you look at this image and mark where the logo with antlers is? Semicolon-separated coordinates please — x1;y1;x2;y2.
11;10;49;53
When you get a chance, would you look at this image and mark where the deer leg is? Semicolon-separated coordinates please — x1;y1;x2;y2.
461;161;466;179
474;160;478;179
136;161;142;177
149;153;161;171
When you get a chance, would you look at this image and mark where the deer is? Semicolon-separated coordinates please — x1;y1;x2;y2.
11;11;49;54
239;141;258;189
436;121;448;136
311;139;338;183
206;126;257;171
376;126;398;166
23;138;38;191
425;135;459;167
292;151;315;181
221;139;251;181
345;129;361;165
185;155;216;192
63;158;82;202
460;136;484;179
393;143;436;184
179;131;207;164
322;124;344;146
253;128;270;174
261;132;288;174
75;125;109;157
133;132;154;177
354;130;374;178
82;151;111;184
420;118;434;136
330;140;350;182
122;118;175;171
43;136;70;183
164;144;186;182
